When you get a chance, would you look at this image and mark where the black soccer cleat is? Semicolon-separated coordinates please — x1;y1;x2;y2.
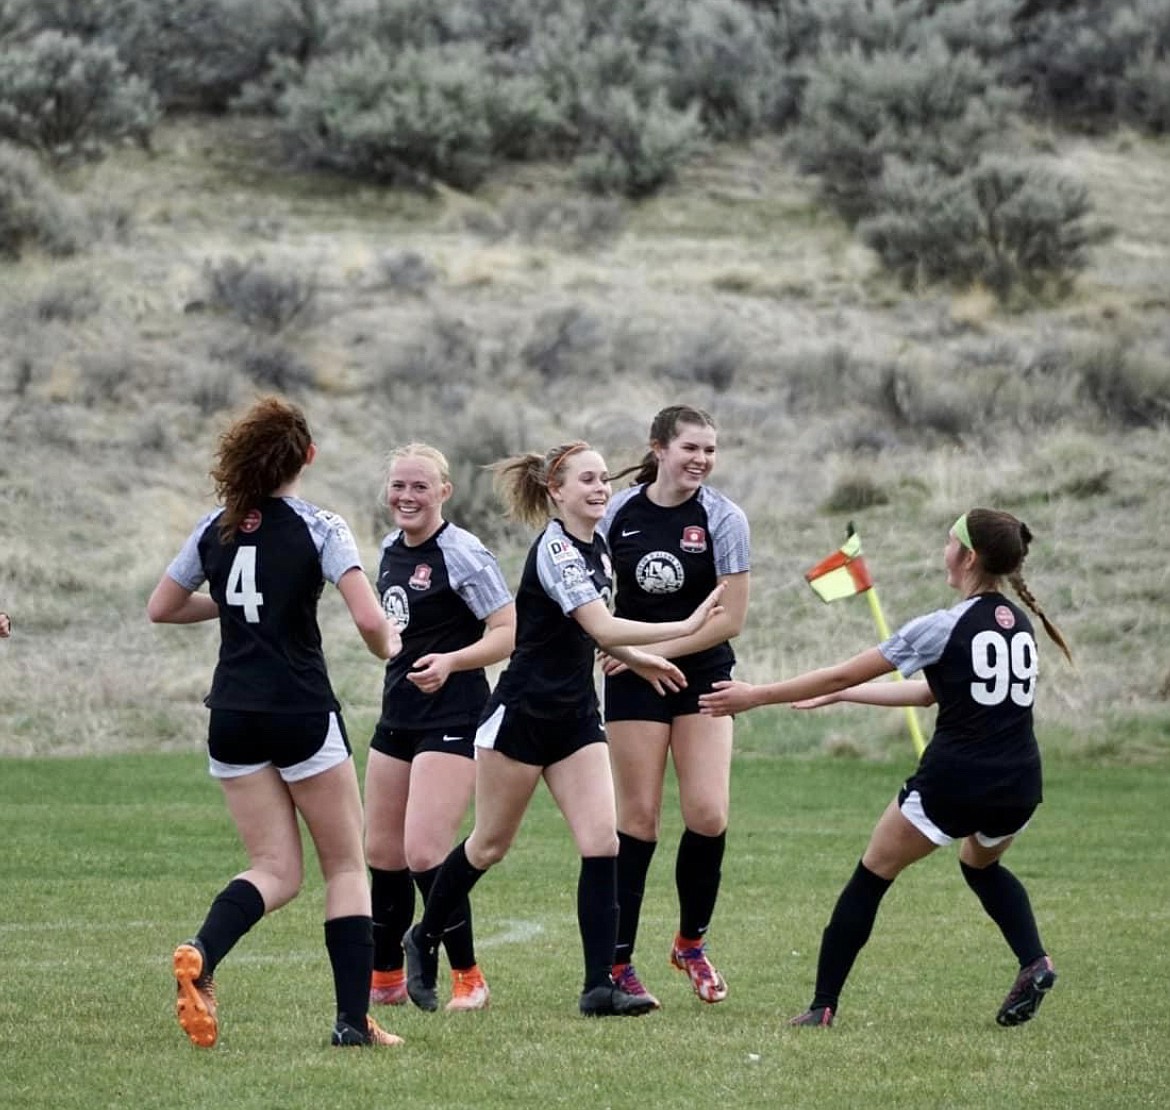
402;924;440;1012
996;955;1057;1026
788;1005;834;1028
578;982;658;1017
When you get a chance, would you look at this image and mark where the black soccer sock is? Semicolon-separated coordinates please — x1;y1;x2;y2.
615;831;657;964
416;840;486;946
195;877;266;975
324;914;374;1030
578;855;619;991
369;866;414;972
960;860;1045;966
675;827;725;941
414;865;477;971
810;861;894;1011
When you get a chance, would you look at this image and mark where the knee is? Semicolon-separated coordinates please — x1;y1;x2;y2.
366;836;407;872
404;843;448;873
618;799;661;841
681;802;728;839
466;830;511;869
580;831;620;859
257;863;303;910
960;858;998;888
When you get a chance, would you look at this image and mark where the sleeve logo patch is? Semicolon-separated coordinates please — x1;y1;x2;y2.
561;562;586;586
547;538;578;564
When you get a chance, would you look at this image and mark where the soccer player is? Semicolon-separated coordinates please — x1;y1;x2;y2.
148;396;404;1049
700;508;1071;1028
364;444;515;1013
598;405;750;1007
402;441;725;1017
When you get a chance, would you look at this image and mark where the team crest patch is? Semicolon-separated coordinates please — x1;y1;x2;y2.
239;509;262;534
636;551;684;594
382;585;410;629
409;563;432;590
561;562;586;586
547;538;577;564
680;526;707;553
994;605;1015;629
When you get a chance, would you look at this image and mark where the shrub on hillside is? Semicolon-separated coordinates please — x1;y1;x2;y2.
202;257;317;334
788;38;1018;223
0;143;82;258
275;43;546;190
859;156;1106;301
0;31;158;161
1006;0;1170;130
1122;49;1170;134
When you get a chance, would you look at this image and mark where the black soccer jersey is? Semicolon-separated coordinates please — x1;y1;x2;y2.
375;521;512;729
489;520;612;719
600;484;750;669
166;496;363;713
881;592;1042;805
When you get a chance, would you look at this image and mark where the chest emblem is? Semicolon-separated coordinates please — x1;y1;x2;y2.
409;563;432;591
680;526;707;553
636;551;685;594
382;585;410;630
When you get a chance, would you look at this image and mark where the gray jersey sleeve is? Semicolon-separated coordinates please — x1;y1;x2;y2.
700;488;751;576
536;525;603;614
438;524;514;620
165;510;221;591
879;598;977;676
288;498;363;585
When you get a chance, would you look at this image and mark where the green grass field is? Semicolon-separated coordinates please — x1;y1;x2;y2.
2;745;1167;1109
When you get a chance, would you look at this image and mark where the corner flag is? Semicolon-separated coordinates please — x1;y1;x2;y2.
805;524;926;756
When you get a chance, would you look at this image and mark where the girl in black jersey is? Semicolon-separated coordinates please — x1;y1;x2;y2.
147;396;404;1049
700;509;1072;1029
599;405;750;1008
364;444;515;1013
402;441;725;1017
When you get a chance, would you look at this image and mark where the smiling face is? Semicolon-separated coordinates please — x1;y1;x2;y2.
550;449;611;534
654;420;717;498
385;455;451;542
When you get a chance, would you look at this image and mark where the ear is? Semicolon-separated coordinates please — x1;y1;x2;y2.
439;480;453;503
305;443;318;467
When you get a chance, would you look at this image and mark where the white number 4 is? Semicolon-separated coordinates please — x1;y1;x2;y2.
970;629;1037;707
226;547;264;623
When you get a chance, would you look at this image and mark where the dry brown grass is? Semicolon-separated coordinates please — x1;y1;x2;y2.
1;118;1168;759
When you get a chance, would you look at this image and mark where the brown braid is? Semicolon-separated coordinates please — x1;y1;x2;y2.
1007;571;1074;664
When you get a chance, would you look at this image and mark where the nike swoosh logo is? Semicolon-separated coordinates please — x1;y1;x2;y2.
621;529;640;537
442;735;462;742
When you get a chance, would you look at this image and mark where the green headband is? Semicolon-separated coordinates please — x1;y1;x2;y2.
952;513;973;550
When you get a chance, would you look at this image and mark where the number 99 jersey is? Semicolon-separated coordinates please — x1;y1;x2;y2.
880;592;1041;806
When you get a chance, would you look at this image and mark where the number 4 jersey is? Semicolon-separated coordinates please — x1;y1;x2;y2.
166;496;363;713
880;592;1041;805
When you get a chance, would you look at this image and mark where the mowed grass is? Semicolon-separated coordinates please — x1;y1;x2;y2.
1;748;1168;1109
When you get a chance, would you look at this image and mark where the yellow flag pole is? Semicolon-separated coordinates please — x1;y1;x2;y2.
862;585;926;757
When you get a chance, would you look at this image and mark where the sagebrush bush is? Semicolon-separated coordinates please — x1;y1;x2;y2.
1072;341;1170;429
0;31;158;161
520;306;606;381
0;142;82;258
860;156;1107;301
789;38;1019;223
203;257;317;333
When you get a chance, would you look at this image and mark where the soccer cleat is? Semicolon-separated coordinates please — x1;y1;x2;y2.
996;955;1057;1027
612;963;661;1010
402;924;439;1012
173;939;218;1048
331;1015;405;1047
370;967;408;1007
788;1006;834;1028
670;936;729;1004
579;982;658;1017
445;966;490;1012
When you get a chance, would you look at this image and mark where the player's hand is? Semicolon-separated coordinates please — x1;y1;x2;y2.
625;651;685;696
596;650;629;677
699;679;759;717
681;582;725;635
406;652;454;694
385;619;403;661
